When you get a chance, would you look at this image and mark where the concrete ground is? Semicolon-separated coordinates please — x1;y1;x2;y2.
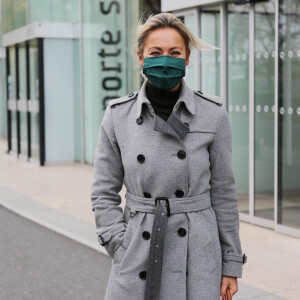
0;137;299;299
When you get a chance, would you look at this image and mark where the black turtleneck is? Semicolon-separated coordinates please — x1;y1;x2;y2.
146;81;182;122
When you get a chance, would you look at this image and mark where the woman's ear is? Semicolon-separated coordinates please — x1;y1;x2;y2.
137;51;144;67
185;49;191;66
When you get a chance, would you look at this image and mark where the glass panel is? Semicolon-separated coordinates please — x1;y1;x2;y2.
29;39;40;160
278;0;300;229
254;0;275;220
200;5;220;95
227;3;250;214
176;13;197;90
19;42;28;157
28;0;79;23
8;46;17;153
2;0;26;33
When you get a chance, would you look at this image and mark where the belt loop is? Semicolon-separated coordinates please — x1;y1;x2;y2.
155;197;170;217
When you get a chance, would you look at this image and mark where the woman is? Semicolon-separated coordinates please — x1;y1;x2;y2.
90;12;247;300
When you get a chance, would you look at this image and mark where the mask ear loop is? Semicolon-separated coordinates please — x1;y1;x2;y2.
139;52;147;79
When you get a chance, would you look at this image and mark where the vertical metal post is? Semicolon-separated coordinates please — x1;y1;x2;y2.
194;8;201;91
26;41;31;160
6;47;11;153
15;44;21;156
249;3;255;218
38;38;45;166
79;0;86;164
220;2;228;107
275;0;282;226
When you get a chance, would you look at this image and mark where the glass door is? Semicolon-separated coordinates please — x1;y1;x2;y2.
278;0;300;230
227;3;250;215
6;38;44;165
28;39;41;161
18;42;29;158
254;0;275;221
7;46;17;154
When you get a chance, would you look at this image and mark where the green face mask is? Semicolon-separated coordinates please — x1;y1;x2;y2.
143;55;186;90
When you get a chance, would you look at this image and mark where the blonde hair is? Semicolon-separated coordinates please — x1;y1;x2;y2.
137;12;221;55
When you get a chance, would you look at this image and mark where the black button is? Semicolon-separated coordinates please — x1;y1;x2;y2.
186;270;188;276
144;192;151;198
243;253;247;264
139;271;147;280
175;190;184;198
177;150;186;159
184;122;189;127
137;154;145;163
136;116;143;125
142;231;151;240
178;228;186;237
128;92;134;97
111;104;116;109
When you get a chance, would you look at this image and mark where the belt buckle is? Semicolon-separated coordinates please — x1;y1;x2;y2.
155;197;170;217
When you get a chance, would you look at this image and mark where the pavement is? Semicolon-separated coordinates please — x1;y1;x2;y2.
0;205;111;300
0;137;299;300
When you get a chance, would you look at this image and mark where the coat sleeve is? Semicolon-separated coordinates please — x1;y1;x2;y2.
208;104;247;278
90;103;127;258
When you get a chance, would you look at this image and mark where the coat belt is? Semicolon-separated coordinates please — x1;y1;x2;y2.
125;191;212;300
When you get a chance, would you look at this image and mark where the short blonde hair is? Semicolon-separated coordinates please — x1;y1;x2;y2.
137;12;221;55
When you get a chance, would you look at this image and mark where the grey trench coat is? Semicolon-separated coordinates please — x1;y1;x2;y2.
90;78;247;300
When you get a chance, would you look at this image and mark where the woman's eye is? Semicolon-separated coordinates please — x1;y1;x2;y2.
150;51;160;56
171;51;181;56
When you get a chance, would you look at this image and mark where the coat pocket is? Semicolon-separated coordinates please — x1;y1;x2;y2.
121;206;140;250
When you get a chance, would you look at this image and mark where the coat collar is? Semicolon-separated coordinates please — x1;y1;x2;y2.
136;78;196;119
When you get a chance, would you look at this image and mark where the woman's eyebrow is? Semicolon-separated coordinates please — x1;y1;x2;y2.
148;46;183;51
148;47;162;51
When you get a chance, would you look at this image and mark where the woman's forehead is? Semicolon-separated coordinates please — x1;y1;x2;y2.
144;28;185;49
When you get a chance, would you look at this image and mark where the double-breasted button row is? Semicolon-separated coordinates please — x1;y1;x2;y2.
144;190;184;198
177;150;186;159
175;189;184;198
137;154;145;163
142;231;151;240
136;116;143;125
138;151;186;163
139;270;147;280
144;192;151;198
178;228;187;237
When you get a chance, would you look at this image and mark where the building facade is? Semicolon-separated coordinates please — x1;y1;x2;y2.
0;0;299;237
161;0;300;237
0;0;160;165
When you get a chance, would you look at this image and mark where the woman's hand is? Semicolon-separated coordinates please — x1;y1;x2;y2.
220;276;238;299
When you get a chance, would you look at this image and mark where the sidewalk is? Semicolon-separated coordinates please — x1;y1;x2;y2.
0;138;299;300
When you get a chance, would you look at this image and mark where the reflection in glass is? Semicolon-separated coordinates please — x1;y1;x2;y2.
200;5;220;95
278;0;300;229
227;3;250;214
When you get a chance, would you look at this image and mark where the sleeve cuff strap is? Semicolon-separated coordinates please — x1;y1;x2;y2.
223;252;247;264
97;222;127;246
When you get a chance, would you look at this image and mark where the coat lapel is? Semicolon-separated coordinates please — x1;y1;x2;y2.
136;78;195;141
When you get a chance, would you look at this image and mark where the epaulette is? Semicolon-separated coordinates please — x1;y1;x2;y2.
109;92;138;108
194;90;223;106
